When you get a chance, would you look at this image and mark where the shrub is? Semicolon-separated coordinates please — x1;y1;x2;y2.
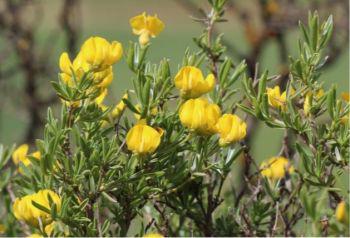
0;1;348;237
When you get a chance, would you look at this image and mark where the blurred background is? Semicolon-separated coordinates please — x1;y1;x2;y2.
0;0;348;165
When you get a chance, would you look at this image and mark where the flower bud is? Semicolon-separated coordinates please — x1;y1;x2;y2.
216;114;247;146
175;66;215;99
179;98;221;135
260;156;294;180
336;201;349;224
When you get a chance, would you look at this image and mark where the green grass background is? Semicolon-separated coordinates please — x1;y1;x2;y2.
0;0;348;184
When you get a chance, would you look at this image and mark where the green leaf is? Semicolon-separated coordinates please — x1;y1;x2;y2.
257;70;268;103
219;58;232;85
32;201;51;214
127;41;135;71
122;98;140;114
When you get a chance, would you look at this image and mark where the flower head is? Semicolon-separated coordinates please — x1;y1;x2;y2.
179;98;221;135
336;201;349;224
130;12;164;45
13;189;61;227
260;156;294;180
175;66;215;99
126;121;163;155
216;114;247;146
59;36;122;89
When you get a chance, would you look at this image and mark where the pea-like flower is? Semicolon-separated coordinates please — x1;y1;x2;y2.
215;114;247;146
179;98;221;135
12;144;41;173
130;12;165;45
260;156;294;180
175;66;215;99
336;201;349;224
80;36;123;69
13;189;61;227
126;121;163;155
266;86;293;110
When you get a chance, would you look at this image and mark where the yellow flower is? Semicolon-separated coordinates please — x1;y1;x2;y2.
175;66;215;99
216;114;247;146
126;121;163;155
95;89;108;106
336;201;349;224
111;93;129;119
341;92;349;102
27;234;43;238
59;52;87;86
266;86;287;110
266;0;279;15
143;233;164;238
44;221;55;236
130;12;164;45
12;144;29;166
260;156;294;180
134;104;158;120
179;98;221;135
0;224;5;234
13;189;61;227
303;89;324;116
80;36;123;68
12;144;41;172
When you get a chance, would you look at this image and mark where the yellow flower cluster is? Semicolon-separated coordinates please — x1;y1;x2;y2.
130;12;164;46
12;144;41;173
125;65;246;155
59;36;123;98
176;67;247;145
13;189;61;228
260;156;294;180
